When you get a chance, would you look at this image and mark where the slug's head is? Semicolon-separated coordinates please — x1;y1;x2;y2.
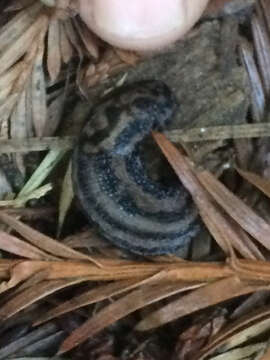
130;80;178;129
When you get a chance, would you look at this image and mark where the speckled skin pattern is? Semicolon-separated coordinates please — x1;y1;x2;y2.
72;80;200;255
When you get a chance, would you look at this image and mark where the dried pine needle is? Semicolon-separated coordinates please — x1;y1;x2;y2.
165;123;270;143
0;136;74;153
57;160;73;237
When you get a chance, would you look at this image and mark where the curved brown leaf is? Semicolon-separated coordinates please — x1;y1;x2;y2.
58;280;202;354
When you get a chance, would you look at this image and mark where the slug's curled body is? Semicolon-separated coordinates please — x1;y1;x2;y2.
72;80;200;255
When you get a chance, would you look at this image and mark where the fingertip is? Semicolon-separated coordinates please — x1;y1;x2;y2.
78;0;210;51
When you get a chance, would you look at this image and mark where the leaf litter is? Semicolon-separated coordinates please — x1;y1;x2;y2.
2;0;270;359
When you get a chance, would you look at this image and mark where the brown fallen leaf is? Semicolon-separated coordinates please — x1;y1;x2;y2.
152;132;263;260
4;258;270;283
0;62;22;102
135;276;269;332
34;278;148;326
80;48;140;89
31;31;47;137
197;170;270;251
34;270;198;327
114;48;140;66
5;268;50;299
260;0;270;30
195;305;270;360
240;36;265;122
47;18;62;82
59;21;73;64
0;231;56;260
0;47;38;129
0;2;43;52
0;277;91;321
230;258;270;282
0;211;101;266
3;259;234;281
1;257;270;353
63;18;83;61
58;279;203;354
260;346;270;360
10;90;28;140
173;310;226;360
0;260;52;294
0;14;48;77
237;167;270;199
252;5;270;98
57;160;73;237
72;18;99;59
0;259;18;279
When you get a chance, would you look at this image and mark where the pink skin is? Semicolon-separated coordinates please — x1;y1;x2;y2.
78;0;210;51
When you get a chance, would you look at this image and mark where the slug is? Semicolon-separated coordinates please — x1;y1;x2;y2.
72;80;200;255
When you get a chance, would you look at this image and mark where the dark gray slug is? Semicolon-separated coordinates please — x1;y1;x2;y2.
72;80;200;255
